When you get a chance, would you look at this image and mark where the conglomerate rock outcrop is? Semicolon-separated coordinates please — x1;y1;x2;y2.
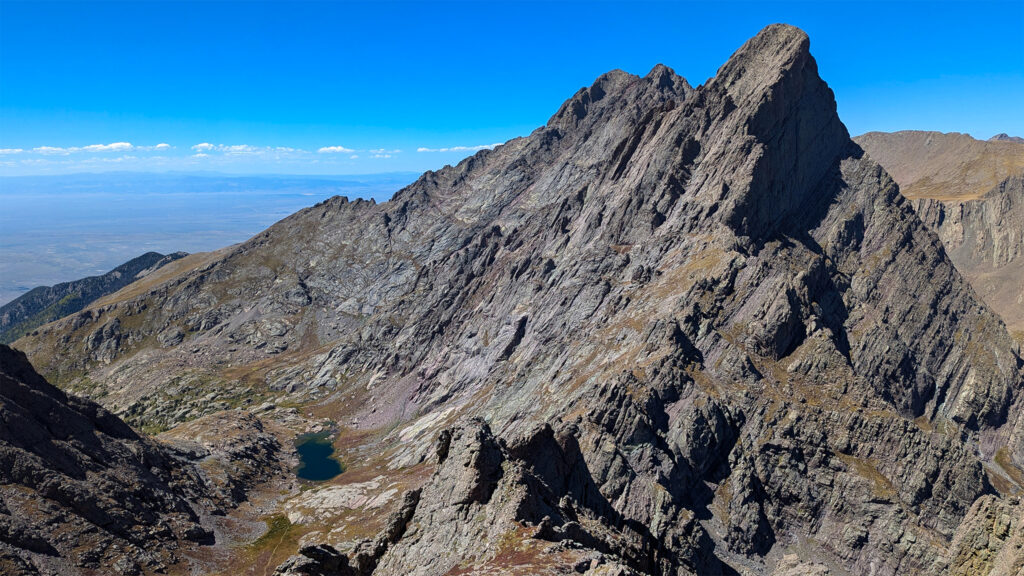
11;24;1024;575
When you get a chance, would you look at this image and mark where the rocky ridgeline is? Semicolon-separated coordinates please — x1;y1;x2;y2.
9;24;1024;575
278;419;1024;575
0;344;284;575
0;251;187;344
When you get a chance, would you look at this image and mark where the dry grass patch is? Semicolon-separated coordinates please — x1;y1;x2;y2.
994;447;1024;489
836;453;896;501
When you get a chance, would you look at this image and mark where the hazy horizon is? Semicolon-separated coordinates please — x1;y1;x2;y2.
0;171;418;305
2;1;1021;177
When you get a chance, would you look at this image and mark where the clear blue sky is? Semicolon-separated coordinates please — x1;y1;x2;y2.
1;0;1021;176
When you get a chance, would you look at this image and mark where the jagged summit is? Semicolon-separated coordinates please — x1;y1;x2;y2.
991;132;1024;143
709;24;812;98
12;25;1024;575
643;62;687;90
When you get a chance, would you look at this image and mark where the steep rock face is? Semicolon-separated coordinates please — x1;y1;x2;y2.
912;174;1024;336
945;494;1024;576
0;344;208;575
912;173;1024;268
0;344;283;575
0;251;186;344
856;131;1024;337
13;25;1024;575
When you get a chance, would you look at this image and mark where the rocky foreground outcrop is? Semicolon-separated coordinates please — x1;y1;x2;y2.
12;24;1024;575
0;344;283;575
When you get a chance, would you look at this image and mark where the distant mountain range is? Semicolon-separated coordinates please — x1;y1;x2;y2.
0;252;186;344
991;133;1024;143
854;130;1024;201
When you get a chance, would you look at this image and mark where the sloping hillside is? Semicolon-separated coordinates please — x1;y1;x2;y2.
855;130;1024;200
0;251;186;344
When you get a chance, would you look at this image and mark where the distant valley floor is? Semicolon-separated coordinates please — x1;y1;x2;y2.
0;172;417;305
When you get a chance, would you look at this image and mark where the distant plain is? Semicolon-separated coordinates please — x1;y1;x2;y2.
0;172;417;305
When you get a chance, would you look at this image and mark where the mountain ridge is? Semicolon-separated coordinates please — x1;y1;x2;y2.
854;130;1024;201
9;24;1024;575
0;251;187;344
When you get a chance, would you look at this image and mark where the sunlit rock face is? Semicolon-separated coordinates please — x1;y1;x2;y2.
11;24;1024;576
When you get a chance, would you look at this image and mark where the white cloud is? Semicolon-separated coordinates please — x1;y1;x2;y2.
191;153;209;158
349;154;359;159
369;148;401;154
372;153;392;158
0;148;23;154
318;145;355;153
190;143;307;155
82;142;133;152
34;146;74;155
137;143;172;151
33;142;142;154
222;144;259;154
416;143;502;153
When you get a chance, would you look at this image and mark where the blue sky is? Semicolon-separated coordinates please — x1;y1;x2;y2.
1;0;1021;176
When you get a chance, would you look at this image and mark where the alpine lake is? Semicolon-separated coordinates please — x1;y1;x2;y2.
294;431;344;481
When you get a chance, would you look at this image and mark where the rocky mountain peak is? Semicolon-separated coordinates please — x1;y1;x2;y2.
692;24;849;241
10;24;1024;575
545;65;690;135
990;132;1024;143
644;62;688;91
709;23;812;102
